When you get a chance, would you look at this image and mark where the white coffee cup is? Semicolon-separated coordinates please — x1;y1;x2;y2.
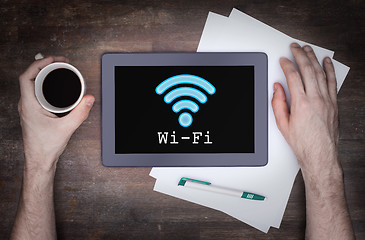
35;62;85;114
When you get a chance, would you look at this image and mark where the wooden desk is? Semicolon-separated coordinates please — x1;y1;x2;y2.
0;0;364;239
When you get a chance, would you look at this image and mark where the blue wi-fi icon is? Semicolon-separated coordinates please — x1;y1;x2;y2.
155;74;216;127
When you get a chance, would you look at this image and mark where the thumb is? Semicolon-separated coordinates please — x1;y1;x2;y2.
272;83;289;137
64;95;95;131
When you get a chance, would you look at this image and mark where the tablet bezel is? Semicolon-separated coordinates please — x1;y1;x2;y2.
102;52;267;167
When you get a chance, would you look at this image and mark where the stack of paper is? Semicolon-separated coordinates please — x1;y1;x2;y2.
150;8;350;233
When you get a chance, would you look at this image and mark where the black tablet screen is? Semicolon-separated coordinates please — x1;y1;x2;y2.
115;66;254;153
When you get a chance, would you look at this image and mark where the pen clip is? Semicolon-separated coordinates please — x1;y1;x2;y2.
241;192;266;201
178;177;211;186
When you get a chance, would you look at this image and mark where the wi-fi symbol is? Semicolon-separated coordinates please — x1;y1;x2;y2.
155;74;216;127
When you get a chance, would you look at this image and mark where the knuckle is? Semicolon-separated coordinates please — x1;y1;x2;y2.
80;114;88;122
271;99;278;110
316;69;326;80
303;64;315;76
287;70;301;81
312;95;324;105
306;50;316;59
296;97;310;111
333;101;338;111
329;76;337;84
81;111;90;122
330;101;338;113
271;93;279;104
334;109;339;119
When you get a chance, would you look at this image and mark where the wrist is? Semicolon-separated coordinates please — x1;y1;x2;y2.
302;162;344;195
299;146;342;183
22;162;56;199
24;152;58;177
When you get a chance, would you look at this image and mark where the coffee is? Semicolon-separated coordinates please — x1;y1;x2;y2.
42;68;81;108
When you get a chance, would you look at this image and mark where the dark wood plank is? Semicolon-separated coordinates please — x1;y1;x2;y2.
0;0;364;239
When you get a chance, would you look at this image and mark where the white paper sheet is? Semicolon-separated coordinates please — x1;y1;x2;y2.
153;178;271;232
150;8;350;233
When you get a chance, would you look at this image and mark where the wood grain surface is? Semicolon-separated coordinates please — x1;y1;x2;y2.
0;0;364;239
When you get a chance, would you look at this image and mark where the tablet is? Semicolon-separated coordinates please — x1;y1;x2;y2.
102;52;267;167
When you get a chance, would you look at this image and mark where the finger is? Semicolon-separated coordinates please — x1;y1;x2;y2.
19;56;55;100
279;57;305;103
290;43;320;96
50;56;70;63
303;45;329;98
19;56;70;103
272;83;290;138
323;57;337;105
63;95;95;132
20;56;69;85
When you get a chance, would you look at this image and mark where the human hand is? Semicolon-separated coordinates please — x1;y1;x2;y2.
18;56;95;172
272;43;341;180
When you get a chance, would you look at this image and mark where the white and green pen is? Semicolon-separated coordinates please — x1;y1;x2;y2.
178;177;266;201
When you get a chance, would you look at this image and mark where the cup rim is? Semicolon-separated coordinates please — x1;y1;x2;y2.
35;62;85;113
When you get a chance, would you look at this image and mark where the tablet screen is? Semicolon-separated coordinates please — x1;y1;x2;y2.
115;66;254;154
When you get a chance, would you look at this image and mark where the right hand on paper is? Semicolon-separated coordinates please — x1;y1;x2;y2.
271;43;342;180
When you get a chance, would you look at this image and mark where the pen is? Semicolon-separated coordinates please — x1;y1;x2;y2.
178;177;266;201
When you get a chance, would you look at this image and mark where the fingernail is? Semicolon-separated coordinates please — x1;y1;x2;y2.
303;45;312;52
325;57;332;64
273;83;278;92
35;53;44;60
86;98;95;107
291;42;300;48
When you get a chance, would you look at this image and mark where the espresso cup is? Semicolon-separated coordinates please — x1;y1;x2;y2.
35;62;85;114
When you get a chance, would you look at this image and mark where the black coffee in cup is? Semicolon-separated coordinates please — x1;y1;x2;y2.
42;68;82;108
